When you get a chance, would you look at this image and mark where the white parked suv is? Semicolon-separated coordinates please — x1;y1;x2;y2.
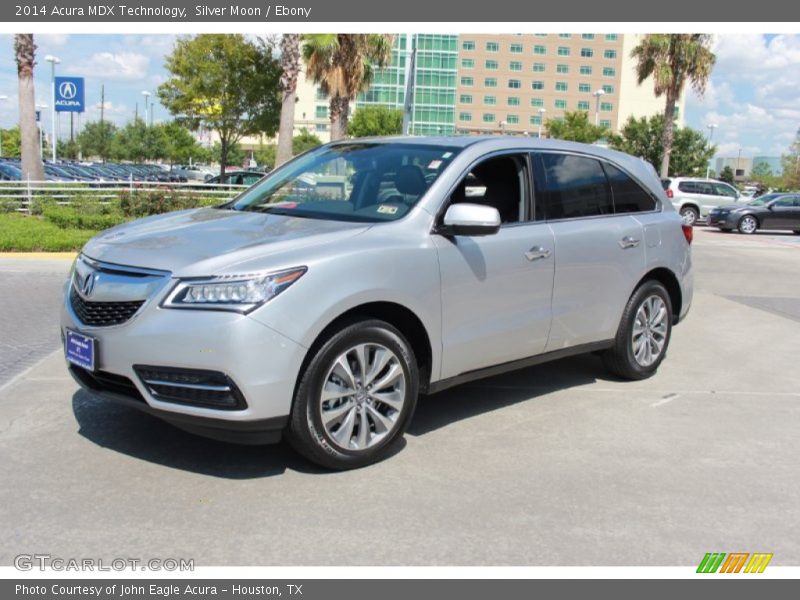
662;177;741;225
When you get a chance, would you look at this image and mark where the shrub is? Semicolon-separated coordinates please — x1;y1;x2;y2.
42;204;126;230
0;199;22;213
0;214;98;251
118;190;223;218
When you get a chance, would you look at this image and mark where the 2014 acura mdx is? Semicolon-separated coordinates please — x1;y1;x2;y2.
61;137;693;469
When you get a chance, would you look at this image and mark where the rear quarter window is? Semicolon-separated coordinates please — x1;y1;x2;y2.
605;163;657;213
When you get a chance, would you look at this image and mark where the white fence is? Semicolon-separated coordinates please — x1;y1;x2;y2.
0;180;249;212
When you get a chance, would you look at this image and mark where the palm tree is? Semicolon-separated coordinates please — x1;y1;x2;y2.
302;34;393;141
631;34;715;178
276;34;300;167
14;34;44;181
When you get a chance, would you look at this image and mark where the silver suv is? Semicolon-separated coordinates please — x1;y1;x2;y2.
62;138;693;469
662;177;741;225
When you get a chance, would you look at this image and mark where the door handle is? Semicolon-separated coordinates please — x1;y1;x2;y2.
525;246;551;261
619;236;641;249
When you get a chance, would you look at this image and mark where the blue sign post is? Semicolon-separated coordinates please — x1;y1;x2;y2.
54;76;85;113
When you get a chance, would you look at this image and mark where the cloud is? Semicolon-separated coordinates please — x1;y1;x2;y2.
71;52;150;81
37;34;70;47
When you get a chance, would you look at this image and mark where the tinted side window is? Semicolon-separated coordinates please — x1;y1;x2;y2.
774;197;794;207
713;183;737;198
538;153;612;219
677;181;697;193
604;163;657;213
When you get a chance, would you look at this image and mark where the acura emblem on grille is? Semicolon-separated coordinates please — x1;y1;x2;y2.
81;272;96;297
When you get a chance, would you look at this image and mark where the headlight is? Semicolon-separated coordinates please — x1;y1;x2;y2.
162;267;307;313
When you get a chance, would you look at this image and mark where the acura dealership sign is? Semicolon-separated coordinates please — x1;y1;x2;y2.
54;76;85;112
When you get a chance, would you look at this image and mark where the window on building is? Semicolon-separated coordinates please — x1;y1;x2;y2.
577;100;590;111
533;62;546;72
315;106;328;118
483;113;496;123
605;34;618;41
462;40;476;50
555;81;568;92
484;77;498;87
510;43;523;53
578;83;591;93
316;123;328;132
534;45;547;55
582;33;596;40
604;49;617;59
535;33;548;37
486;41;499;52
461;58;474;68
508;96;520;106
507;114;520;124
579;66;593;76
537;153;613;219
460;76;474;86
555;99;567;109
558;46;571;56
604;163;657;213
600;102;613;112
508;79;521;89
485;60;499;70
530;115;542;125
315;88;328;101
600;119;611;129
602;84;614;94
484;95;497;105
510;61;522;71
558;33;571;38
459;112;472;121
557;64;569;74
531;97;544;108
532;80;544;90
581;48;594;57
460;94;473;104
603;67;616;77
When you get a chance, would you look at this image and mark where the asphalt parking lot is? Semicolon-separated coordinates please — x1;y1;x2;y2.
1;228;799;566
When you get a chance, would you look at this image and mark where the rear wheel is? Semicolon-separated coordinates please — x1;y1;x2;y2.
287;319;419;470
603;280;672;380
679;206;699;226
738;215;758;234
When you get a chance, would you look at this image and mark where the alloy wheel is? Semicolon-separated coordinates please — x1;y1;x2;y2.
631;295;668;367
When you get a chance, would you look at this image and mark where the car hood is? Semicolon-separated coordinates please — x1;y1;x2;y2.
82;207;371;276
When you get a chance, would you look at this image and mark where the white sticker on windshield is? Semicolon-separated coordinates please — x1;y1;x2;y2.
428;160;443;169
442;152;453;158
377;205;398;215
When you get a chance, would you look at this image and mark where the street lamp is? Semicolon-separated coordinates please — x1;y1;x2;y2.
0;95;8;156
499;120;507;134
592;89;606;126
537;107;546;138
141;91;151;126
44;55;61;162
36;102;48;160
705;123;717;178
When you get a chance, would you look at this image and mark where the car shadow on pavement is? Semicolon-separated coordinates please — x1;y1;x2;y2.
408;353;608;436
71;390;327;479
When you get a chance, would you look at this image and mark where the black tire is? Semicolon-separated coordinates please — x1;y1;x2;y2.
286;319;419;470
679;206;699;226
603;280;673;381
738;214;759;234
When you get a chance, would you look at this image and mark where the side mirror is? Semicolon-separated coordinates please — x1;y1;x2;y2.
440;203;501;236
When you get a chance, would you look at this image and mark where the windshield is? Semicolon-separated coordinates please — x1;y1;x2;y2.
749;193;783;206
229;142;461;222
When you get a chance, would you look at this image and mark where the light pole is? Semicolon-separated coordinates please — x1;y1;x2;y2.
537;107;546;138
0;95;8;156
44;55;61;162
499;120;507;135
705;123;717;178
592;89;605;126
36;102;48;160
141;91;151;126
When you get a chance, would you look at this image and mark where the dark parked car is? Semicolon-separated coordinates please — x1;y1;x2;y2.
708;193;800;234
205;170;267;186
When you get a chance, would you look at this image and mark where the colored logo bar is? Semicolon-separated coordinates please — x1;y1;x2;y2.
697;552;773;573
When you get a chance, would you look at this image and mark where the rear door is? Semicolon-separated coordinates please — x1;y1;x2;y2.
761;196;798;230
533;152;646;351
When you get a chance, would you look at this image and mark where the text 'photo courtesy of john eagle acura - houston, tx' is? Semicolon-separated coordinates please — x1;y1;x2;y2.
62;136;693;470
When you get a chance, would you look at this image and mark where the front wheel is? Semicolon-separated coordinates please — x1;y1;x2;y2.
603;280;673;380
287;319;419;470
680;206;699;226
738;215;758;234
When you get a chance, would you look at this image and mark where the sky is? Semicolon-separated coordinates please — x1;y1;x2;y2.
1;33;798;159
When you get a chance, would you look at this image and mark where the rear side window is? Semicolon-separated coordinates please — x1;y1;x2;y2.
713;183;738;198
677;181;697;193
537;153;613;219
604;163;657;213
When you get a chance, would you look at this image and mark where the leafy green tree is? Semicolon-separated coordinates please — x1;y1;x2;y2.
302;34;393;140
210;141;245;168
544;111;607;144
77;121;117;161
292;128;323;154
781;135;800;190
348;106;403;138
158;34;282;179
630;34;716;177
1;126;22;157
254;144;276;169
609;114;715;177
718;165;735;184
56;138;80;160
161;121;207;165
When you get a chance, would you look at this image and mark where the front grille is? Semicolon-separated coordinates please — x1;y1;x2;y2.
70;286;145;326
70;365;146;403
134;365;247;410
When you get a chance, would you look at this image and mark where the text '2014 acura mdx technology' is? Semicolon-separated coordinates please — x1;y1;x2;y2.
62;137;693;469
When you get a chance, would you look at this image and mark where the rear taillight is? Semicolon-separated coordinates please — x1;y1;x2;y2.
666;188;674;198
682;224;693;244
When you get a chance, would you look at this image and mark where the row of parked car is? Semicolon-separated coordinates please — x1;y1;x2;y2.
662;177;800;235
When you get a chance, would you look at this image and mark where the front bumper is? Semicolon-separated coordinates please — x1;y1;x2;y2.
61;277;308;445
707;212;738;228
